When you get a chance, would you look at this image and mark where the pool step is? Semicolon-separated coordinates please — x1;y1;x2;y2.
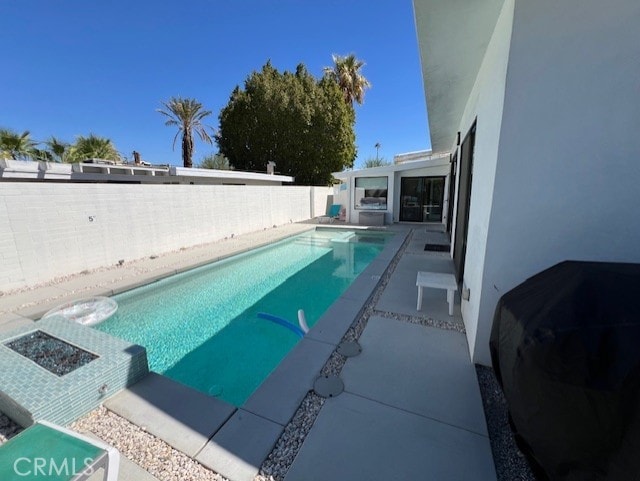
331;232;356;243
295;233;355;247
294;237;333;248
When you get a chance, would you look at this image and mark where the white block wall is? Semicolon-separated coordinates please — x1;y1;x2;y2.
0;183;331;291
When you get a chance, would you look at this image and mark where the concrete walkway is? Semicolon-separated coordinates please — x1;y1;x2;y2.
285;317;496;480
285;227;497;481
0;223;498;481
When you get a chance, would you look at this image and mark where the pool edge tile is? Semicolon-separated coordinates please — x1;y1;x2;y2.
105;372;236;457
195;409;284;481
243;338;335;426
306;297;364;346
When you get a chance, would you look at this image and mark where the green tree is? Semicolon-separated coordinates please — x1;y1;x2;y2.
0;129;38;160
44;136;70;163
67;134;121;163
199;152;233;170
217;62;356;185
30;148;53;162
363;157;390;168
323;54;371;106
157;97;213;168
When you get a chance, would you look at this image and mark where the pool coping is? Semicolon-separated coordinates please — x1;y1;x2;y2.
103;225;410;480
1;224;409;481
209;226;409;479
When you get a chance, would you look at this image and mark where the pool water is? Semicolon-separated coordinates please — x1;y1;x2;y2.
96;229;389;405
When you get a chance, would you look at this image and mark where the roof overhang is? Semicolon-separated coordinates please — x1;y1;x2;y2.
170;167;294;183
413;0;506;152
333;153;450;180
0;160;295;184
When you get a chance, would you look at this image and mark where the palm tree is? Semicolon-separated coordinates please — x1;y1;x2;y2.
44;136;70;163
67;134;121;163
0;129;38;160
324;54;371;106
157;97;213;168
375;142;381;161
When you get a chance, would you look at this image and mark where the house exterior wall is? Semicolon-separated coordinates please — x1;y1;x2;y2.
344;173;395;225
447;0;515;363
0;183;330;291
335;162;451;226
393;165;451;223
470;0;640;364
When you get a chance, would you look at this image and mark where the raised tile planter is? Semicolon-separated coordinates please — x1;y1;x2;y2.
0;316;148;427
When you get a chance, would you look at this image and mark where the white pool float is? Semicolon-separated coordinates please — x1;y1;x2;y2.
42;296;118;326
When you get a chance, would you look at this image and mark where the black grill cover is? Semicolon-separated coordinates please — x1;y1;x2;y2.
490;261;640;481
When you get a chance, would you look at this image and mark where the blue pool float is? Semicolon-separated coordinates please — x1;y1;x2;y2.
257;312;305;337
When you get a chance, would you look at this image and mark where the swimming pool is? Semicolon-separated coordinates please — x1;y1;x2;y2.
96;228;389;406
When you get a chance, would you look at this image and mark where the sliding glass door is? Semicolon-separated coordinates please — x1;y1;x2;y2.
399;176;445;223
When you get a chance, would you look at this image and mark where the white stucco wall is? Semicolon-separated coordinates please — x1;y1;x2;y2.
0;183;329;291
472;0;640;364
335;162;451;225
449;0;515;361
310;186;334;217
393;165;451;223
342;173;394;225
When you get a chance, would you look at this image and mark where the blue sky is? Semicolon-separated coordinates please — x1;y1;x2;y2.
1;0;431;169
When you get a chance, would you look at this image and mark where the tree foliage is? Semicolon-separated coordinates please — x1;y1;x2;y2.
67;134;121;162
199;152;233;170
45;137;70;163
0;129;119;163
323;54;371;106
157;97;213;168
363;157;390;168
0;129;38;160
216;62;356;185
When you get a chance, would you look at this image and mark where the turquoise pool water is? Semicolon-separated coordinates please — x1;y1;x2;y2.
96;229;389;406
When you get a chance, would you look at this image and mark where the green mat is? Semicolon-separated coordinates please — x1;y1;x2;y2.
0;423;104;481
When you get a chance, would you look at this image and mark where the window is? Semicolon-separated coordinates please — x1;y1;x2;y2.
355;176;388;210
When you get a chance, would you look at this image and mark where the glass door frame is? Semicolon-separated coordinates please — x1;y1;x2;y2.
399;176;446;223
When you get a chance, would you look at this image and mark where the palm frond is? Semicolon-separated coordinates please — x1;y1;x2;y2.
158;96;214;166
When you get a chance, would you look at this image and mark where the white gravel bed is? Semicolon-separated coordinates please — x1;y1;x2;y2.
71;406;229;481
0;412;22;443
256;393;325;481
373;309;466;333
476;365;537;481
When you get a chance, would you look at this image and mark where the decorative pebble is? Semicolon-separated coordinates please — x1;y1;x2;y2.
476;365;537;481
1;228;532;481
5;331;97;376
0;413;22;443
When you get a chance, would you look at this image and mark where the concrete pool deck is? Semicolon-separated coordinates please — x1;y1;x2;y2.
0;222;496;481
284;227;495;481
0;223;317;322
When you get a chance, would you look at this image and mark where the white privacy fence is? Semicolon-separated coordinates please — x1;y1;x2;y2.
0;183;332;291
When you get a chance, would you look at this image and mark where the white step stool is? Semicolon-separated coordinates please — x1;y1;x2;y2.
416;271;458;316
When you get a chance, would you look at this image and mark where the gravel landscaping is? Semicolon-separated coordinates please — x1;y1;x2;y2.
0;227;537;481
0;413;22;443
476;365;537;481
